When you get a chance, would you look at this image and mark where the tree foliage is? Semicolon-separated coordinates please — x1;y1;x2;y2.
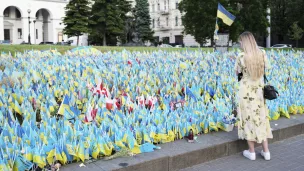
63;0;91;46
134;0;154;42
178;0;269;45
89;0;131;46
288;22;303;47
123;12;136;44
270;0;304;42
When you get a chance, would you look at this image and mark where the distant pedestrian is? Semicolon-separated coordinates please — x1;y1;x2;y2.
235;31;273;161
61;40;64;45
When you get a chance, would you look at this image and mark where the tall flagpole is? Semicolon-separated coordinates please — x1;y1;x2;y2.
214;18;219;52
214;2;219;52
266;8;271;48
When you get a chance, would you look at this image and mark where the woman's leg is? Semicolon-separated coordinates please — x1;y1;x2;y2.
247;141;255;153
262;139;269;152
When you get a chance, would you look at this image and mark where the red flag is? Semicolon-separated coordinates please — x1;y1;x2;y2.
84;105;98;122
127;60;132;67
115;98;121;110
106;99;114;111
136;58;140;64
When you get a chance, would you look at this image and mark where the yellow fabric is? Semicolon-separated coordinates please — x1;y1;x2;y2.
131;146;141;154
47;149;55;164
217;10;234;26
236;54;273;143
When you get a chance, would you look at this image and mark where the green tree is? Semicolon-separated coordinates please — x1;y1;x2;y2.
286;0;304;28
270;0;290;42
63;0;91;46
89;0;131;46
178;0;269;45
134;0;154;43
123;13;136;44
178;0;220;45
270;0;304;43
118;5;135;45
237;0;269;38
288;22;303;47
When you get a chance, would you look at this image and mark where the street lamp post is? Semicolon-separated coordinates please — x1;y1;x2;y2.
27;9;31;44
33;20;36;44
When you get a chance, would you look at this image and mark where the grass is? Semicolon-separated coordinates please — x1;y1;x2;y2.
0;45;214;55
229;47;304;51
1;45;303;55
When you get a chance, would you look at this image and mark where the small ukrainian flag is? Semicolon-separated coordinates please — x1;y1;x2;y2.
217;3;236;26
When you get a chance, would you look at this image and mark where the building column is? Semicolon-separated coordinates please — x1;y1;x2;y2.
0;16;4;40
22;17;29;42
30;18;35;44
51;19;58;43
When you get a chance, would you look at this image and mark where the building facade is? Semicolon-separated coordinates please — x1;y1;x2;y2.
1;0;201;46
0;0;68;44
148;0;199;47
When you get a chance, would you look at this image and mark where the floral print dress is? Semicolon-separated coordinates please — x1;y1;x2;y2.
234;51;273;143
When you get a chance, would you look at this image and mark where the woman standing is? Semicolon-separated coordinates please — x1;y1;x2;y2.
235;32;273;161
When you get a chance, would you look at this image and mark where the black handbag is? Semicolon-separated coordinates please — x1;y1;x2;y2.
238;73;243;82
263;64;279;100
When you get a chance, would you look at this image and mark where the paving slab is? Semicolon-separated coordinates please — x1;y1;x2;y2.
181;134;304;171
61;114;304;171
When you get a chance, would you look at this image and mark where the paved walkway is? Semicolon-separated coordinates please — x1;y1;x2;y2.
181;134;304;171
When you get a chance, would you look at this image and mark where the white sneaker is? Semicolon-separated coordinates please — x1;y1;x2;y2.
243;150;256;160
261;150;271;160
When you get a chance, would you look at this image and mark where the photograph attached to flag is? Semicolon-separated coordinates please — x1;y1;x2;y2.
217;3;236;26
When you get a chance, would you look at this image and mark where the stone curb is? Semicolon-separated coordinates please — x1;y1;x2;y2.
62;114;304;171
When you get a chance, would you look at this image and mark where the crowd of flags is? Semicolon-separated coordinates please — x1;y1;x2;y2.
0;47;303;170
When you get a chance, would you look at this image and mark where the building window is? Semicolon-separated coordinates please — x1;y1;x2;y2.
152;4;155;12
18;28;22;39
36;29;38;39
16;9;21;18
163;37;169;44
4;8;10;17
158;3;160;11
152;19;155;28
164;1;167;10
175;16;178;26
166;17;169;26
157;18;160;27
154;36;160;43
168;0;170;9
176;2;179;9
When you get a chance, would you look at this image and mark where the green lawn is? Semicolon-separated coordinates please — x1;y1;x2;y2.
229;47;304;51
1;45;303;55
0;45;214;55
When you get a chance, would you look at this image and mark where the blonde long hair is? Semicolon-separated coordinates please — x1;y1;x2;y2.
239;32;264;81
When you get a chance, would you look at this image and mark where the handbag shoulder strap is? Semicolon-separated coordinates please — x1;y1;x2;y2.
262;50;268;83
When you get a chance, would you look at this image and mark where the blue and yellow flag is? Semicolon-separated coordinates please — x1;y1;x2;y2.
0;158;10;171
217;3;236;26
58;95;74;120
13;154;33;171
214;19;219;40
33;148;46;169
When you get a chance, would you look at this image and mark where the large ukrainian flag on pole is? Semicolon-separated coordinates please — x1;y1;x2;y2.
217;3;236;26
